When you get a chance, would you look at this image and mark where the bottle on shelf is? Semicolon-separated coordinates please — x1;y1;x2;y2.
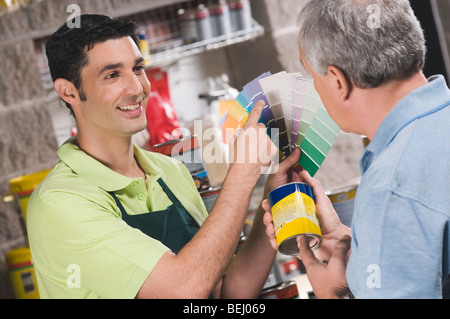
138;30;151;67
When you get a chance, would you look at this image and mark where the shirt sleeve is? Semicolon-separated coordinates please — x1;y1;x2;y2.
28;188;170;299
347;187;448;298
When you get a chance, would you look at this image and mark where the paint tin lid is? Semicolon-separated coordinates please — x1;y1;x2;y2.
259;280;299;299
279;234;322;256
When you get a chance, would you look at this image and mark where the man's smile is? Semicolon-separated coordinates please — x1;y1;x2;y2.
117;101;142;111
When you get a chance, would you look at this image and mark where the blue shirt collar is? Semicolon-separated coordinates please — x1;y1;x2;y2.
360;75;450;174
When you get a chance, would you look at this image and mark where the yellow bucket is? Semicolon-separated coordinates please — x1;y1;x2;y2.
5;247;39;299
327;184;359;228
4;169;50;222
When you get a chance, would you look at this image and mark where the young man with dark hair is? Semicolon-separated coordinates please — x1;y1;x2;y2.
27;14;300;299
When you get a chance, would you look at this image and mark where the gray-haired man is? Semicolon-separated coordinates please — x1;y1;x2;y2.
263;0;450;298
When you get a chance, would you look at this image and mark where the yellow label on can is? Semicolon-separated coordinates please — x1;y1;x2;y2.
272;191;321;246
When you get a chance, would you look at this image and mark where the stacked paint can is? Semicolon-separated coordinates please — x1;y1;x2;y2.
5;169;51;223
5;247;39;299
3;170;50;298
153;136;211;192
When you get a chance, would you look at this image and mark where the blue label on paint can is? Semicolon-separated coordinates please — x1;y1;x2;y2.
268;182;314;207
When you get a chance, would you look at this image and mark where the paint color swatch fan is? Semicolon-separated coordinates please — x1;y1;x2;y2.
222;72;341;177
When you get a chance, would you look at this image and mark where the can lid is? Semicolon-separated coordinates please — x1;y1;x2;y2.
209;5;224;15
195;6;209;19
179;9;196;19
5;247;33;267
259;281;299;299
138;31;146;40
9;169;51;194
229;2;244;10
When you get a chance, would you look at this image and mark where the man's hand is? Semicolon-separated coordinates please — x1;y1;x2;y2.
263;148;302;196
261;156;354;298
298;235;352;299
262;163;350;260
295;168;351;261
228;100;278;184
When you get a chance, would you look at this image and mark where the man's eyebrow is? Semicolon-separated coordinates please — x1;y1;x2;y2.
135;57;145;65
97;57;145;77
97;63;124;78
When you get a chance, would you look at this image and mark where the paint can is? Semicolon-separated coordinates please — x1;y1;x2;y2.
209;3;232;37
194;5;213;41
153;136;211;191
327;183;359;228
259;281;299;299
228;0;252;32
3;169;51;223
178;9;197;44
5;247;39;299
268;182;322;256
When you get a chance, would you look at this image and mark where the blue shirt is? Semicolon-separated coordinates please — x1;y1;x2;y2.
347;75;450;298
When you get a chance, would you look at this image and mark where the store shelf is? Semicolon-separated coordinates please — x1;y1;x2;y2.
148;22;264;66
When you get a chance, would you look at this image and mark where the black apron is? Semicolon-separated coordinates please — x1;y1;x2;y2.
108;177;200;254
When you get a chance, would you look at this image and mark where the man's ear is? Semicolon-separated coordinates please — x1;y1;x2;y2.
54;78;80;106
326;66;353;101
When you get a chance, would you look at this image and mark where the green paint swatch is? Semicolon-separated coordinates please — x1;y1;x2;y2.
298;105;340;176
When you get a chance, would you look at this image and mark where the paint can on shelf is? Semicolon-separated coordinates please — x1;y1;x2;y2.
195;5;213;41
209;2;232;37
259;280;299;299
5;247;39;299
153;136;211;191
178;9;197;44
3;169;51;222
268;182;322;256
228;0;252;32
327;183;359;228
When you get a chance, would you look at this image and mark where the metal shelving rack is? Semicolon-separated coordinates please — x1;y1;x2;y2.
34;0;264;83
149;21;264;66
126;0;265;66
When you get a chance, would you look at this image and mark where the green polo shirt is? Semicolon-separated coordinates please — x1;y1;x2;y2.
27;137;208;299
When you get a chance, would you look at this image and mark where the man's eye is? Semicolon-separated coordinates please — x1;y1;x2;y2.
134;65;145;73
106;72;118;79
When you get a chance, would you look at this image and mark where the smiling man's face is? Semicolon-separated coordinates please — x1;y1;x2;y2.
75;36;151;139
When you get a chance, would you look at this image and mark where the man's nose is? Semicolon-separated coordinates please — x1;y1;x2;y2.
126;72;144;96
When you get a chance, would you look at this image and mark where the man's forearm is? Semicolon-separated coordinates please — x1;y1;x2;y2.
172;164;261;297
219;204;277;298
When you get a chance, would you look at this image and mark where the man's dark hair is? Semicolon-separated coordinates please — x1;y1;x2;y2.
46;14;139;114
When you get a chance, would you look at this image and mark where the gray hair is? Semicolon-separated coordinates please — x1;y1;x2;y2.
297;0;426;88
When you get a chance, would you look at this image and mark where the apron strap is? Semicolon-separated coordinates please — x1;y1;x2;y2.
108;191;127;216
156;178;182;205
